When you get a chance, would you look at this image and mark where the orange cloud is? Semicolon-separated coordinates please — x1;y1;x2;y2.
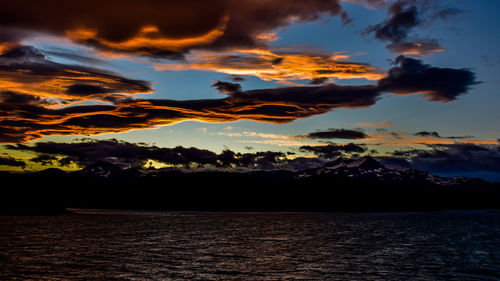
0;45;152;104
357;121;394;128
0;0;351;58
215;130;325;147
154;49;385;84
0;83;382;143
66;18;229;56
0;46;480;145
387;42;446;56
359;131;498;147
455;139;499;145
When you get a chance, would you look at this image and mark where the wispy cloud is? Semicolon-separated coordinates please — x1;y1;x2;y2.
0;46;478;143
357;121;394;128
0;45;152;104
364;0;463;55
154;49;384;85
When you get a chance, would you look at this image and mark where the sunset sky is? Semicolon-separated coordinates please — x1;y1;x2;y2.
1;0;499;181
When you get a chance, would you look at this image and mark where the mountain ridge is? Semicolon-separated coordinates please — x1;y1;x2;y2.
2;156;498;214
56;156;493;186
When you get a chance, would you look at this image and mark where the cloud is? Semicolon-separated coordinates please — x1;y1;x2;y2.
364;0;463;55
378;56;477;101
299;142;366;158
0;154;26;168
414;131;440;138
215;130;323;147
379;143;500;176
229;75;246;82
358;129;495;147
41;47;109;65
0;82;383;142
6;137;500;180
301;128;368;139
10;139;216;168
159;52;476;100
387;41;445;56
30;154;66;166
357;121;393;128
0;45;152;102
0;46;478;143
212;80;242;94
8;139;296;170
216;131;292;140
365;0;419;43
0;0;352;58
309;77;331;85
154;49;384;84
414;131;474;139
8;138;378;172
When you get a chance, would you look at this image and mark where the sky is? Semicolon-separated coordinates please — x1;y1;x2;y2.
0;0;499;181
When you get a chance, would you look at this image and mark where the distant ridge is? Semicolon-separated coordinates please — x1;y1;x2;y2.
1;156;498;214
299;156;489;187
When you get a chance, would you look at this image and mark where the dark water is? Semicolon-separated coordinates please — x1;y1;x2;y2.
0;210;499;280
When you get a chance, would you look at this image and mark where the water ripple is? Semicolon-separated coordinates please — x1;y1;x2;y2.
0;210;499;280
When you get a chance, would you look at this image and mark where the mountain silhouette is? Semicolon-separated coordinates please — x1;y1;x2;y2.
1;157;498;214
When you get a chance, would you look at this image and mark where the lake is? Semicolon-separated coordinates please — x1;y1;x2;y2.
1;210;499;280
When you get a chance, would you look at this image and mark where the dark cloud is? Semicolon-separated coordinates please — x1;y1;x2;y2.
6;138;500;182
389;131;403;139
212;80;242;94
299;143;366;158
237;151;286;170
9;138;379;172
229;75;246;82
1;44;45;59
7;139;500;181
30;154;60;166
10;139;217;168
386;41;444;56
0;154;26;168
378;56;477;101
280;156;326;171
447;136;475;140
271;57;284;65
365;0;419;43
8;139;293;170
414;131;474;139
0;45;152;100
0;54;478;142
364;0;463;55
0;82;382;142
0;0;351;58
66;84;112;96
381;143;500;176
302;128;368;139
0;46;477;143
415;131;440;138
309;77;330;85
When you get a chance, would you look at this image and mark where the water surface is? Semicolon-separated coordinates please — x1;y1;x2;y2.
1;210;499;280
